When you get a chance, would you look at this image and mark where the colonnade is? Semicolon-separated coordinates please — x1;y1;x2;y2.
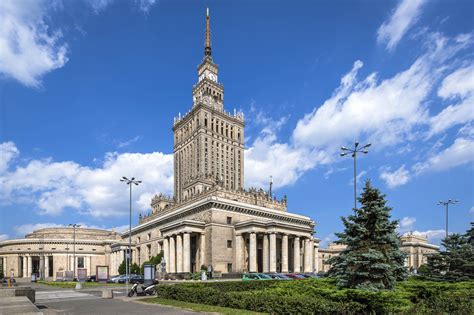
237;232;315;273
163;232;205;273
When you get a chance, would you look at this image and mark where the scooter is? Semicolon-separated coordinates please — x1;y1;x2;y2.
128;280;159;297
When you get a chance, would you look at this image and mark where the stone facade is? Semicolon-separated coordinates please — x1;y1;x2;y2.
315;233;439;273
0;228;124;279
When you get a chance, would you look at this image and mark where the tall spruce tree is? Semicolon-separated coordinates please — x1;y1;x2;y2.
328;180;408;290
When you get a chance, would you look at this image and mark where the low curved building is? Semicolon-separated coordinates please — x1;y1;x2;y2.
0;227;125;280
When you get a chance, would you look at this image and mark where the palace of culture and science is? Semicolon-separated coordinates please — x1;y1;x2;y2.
0;10;438;280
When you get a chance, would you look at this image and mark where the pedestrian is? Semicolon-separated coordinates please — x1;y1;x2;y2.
207;264;213;279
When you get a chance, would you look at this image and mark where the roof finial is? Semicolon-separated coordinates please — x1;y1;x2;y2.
204;8;212;58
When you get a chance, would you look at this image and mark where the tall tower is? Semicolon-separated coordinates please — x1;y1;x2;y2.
173;9;245;202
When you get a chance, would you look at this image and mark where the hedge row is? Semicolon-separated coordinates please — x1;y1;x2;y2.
156;278;474;314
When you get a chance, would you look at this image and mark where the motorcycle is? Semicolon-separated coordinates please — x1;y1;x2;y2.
127;280;159;297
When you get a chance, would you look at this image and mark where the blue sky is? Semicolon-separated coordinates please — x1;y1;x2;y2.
0;0;473;245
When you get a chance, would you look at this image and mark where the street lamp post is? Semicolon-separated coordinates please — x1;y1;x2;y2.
340;141;371;210
68;223;81;280
269;175;273;198
437;199;459;239
120;176;141;295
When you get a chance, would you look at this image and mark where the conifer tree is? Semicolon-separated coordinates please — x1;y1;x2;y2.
328;180;408;290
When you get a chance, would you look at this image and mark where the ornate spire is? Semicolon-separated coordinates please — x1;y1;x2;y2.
204;8;212;58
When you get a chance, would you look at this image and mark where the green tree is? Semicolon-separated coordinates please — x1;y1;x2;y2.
327;180;408;290
130;263;141;275
118;260;126;275
424;225;474;281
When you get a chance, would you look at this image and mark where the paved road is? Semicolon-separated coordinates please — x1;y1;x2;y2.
12;282;202;315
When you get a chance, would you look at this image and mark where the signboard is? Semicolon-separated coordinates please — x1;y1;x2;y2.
96;266;109;283
64;271;74;281
56;271;64;282
143;264;155;285
77;268;87;282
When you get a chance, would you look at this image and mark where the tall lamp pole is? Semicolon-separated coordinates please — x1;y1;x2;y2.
68;223;81;280
340;141;371;210
120;176;141;294
437;199;458;239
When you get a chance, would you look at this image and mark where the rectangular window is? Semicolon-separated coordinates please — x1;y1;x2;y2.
78;257;85;268
227;240;232;248
227;263;232;273
226;217;232;224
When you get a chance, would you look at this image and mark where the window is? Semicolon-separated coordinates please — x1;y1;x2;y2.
78;257;85;268
227;240;232;248
227;263;232;273
147;233;151;240
226;217;232;224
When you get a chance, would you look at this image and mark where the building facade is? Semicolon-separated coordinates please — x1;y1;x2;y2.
0;228;124;279
122;10;318;275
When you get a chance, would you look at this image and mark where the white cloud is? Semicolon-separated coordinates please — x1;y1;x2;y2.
0;234;9;241
1;142;174;217
0;141;19;174
377;0;427;51
398;216;416;233
380;165;410;188
117;136;142;148
470;206;474;214
414;136;474;173
135;0;157;13
85;0;115;14
429;65;474;136
409;229;445;242
0;0;68;87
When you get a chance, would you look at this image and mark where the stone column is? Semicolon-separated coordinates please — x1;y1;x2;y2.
281;234;289;273
262;234;269;273
163;238;169;272
249;232;257;272
27;256;32;277
269;233;277;273
45;256;49;278
176;234;183;273
23;257;27;278
235;234;243;272
314;243;319;273
157;242;162;254
199;233;206;268
2;257;6;278
183;232;191;273
303;239;309;272
169;236;176;273
293;237;300;273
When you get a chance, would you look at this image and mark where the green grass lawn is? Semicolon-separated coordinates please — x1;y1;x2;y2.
139;297;265;315
37;280;124;288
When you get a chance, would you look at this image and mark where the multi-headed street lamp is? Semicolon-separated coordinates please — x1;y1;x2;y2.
68;223;81;280
437;199;459;239
340;141;371;210
120;176;141;293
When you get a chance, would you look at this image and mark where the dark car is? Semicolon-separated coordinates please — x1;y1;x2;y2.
268;273;291;280
87;275;97;282
286;273;306;280
118;274;138;283
130;275;144;284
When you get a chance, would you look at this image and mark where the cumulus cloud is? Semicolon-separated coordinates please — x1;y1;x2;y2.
0;141;19;173
0;0;68;87
0;234;9;241
1;142;173;217
408;229;445;242
398;216;416;233
429;64;474;136
380;165;410;188
377;0;427;51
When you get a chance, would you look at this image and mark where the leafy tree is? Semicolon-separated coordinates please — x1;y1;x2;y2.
327;180;408;290
140;251;164;274
424;224;474;281
130;263;141;275
118;260;126;275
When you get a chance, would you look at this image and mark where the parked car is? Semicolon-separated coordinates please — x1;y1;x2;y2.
242;273;272;281
296;273;312;279
87;275;97;282
285;273;306;280
117;274;138;283
130;275;144;284
110;274;126;283
267;273;291;280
